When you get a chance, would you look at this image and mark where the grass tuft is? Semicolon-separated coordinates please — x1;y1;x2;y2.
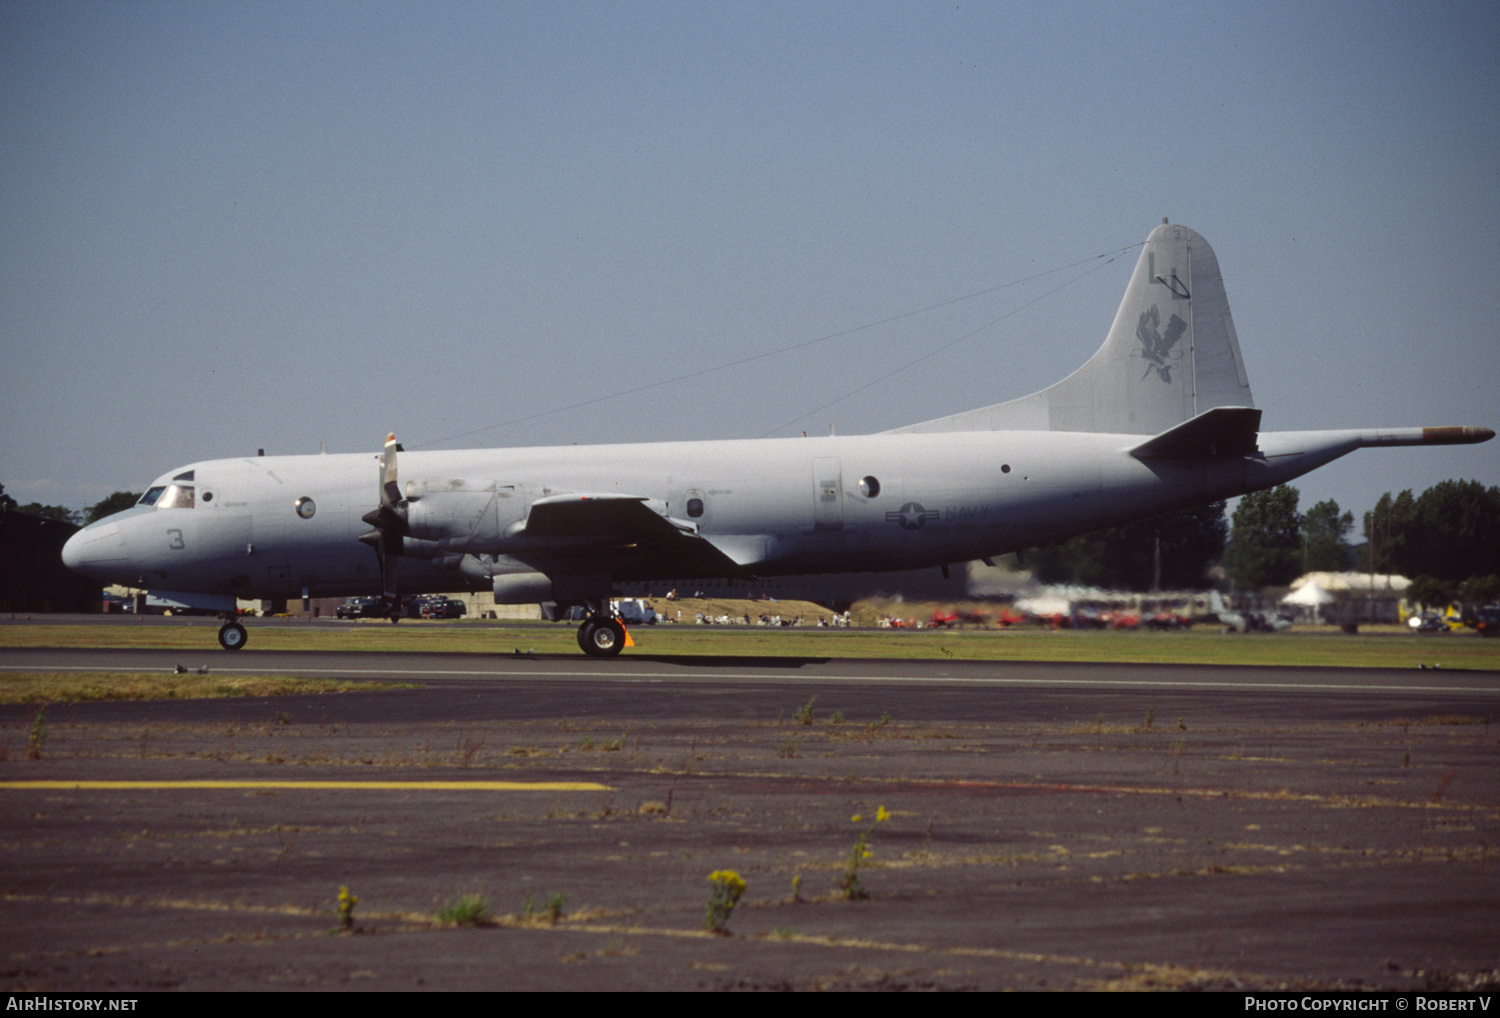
436;893;491;927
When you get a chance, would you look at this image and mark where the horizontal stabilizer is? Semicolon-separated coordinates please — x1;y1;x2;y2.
1129;407;1261;460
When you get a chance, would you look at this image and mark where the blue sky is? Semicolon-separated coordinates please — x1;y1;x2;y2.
3;0;1496;529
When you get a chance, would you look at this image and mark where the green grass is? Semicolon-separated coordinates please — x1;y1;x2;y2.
3;618;1498;669
435;894;491;927
0;671;418;704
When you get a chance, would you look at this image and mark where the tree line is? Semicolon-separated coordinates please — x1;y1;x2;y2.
1029;478;1498;601
1362;480;1500;608
0;485;142;526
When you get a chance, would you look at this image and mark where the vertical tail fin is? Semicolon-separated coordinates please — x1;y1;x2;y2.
889;222;1254;435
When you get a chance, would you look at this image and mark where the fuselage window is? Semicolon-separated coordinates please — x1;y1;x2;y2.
687;498;704;518
156;484;195;509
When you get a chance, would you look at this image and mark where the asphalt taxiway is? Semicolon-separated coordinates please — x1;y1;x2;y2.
3;646;1498;991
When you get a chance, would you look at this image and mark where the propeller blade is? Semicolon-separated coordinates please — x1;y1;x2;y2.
361;433;407;619
378;432;401;508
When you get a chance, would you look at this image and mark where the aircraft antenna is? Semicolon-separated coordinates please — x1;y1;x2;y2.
408;242;1144;450
758;250;1131;437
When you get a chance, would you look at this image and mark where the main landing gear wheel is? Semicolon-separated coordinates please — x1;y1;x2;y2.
218;621;248;651
578;617;626;658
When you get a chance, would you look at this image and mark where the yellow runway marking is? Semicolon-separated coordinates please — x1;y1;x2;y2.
1;780;612;791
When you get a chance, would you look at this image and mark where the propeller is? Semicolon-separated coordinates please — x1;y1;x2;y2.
357;433;407;619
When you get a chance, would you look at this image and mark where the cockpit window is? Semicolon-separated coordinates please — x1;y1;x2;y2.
139;487;166;506
156;484;195;509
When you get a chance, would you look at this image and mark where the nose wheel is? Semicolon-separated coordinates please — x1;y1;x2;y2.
218;620;248;651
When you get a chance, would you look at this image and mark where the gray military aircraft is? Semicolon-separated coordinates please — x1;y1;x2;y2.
62;222;1492;655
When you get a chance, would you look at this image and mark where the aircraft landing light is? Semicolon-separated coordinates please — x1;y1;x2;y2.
0;780;612;792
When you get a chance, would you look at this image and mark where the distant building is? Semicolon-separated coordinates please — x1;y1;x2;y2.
0;511;99;613
1285;571;1410;624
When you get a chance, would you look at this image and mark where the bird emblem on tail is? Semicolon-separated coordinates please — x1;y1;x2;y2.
1135;305;1188;383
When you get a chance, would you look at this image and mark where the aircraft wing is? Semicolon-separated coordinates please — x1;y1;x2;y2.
514;492;750;578
521;492;686;539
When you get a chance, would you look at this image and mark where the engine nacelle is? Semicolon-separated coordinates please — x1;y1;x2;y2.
403;479;525;550
399;537;464;570
489;568;613;604
490;571;554;604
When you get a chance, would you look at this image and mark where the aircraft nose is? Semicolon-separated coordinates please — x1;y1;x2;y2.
61;520;130;579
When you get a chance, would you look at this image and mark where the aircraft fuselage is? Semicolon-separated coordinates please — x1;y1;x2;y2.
64;427;1363;602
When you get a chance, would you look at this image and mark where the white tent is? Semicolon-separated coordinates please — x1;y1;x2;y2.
1282;581;1334;607
1281;581;1334;622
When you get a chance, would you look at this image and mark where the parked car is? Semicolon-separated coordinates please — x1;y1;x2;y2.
406;594;446;618
612;598;658;625
1474;606;1500;638
420;597;466;619
335;596;385;619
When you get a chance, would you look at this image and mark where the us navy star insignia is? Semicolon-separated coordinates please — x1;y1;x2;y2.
886;502;940;530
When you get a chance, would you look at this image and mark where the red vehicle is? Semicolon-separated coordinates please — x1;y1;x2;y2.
929;609;991;628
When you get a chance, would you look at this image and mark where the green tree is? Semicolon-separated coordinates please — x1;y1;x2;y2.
14;502;78;525
1363;489;1418;577
1367;481;1500;582
1028;530;1109;588
1410;480;1500;582
1301;498;1353;572
1028;502;1227;591
1225;485;1302;590
1405;575;1456;612
86;491;142;523
1458;574;1500;606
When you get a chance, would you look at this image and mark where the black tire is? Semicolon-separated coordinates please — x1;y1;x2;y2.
218;621;248;651
577;619;598;652
579;618;626;657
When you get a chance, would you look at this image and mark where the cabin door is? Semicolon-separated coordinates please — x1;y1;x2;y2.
812;457;844;531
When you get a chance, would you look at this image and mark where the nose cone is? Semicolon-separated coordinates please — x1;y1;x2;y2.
61;520;129;580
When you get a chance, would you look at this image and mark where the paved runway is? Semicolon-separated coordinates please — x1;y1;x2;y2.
2;647;1498;991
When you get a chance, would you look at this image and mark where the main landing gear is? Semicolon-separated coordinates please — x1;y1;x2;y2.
576;604;629;658
218;619;248;650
